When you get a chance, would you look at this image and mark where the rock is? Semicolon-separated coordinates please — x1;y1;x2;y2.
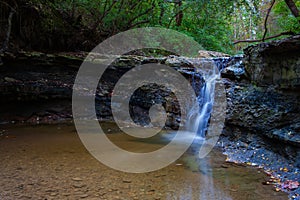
221;164;229;168
79;194;89;198
198;50;230;58
50;192;58;196
73;183;86;188
0;52;207;129
110;55;143;69
225;84;300;137
72;177;83;181
224;58;300;168
222;36;300;183
45;189;56;192
267;126;300;147
4;77;18;82
122;179;132;183
165;55;194;69
21;195;32;199
220;55;248;81
244;34;300;89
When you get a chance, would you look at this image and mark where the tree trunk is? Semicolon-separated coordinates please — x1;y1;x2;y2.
159;2;165;25
175;0;183;26
284;0;300;23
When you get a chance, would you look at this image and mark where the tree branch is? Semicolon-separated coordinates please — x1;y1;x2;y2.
0;1;17;12
262;0;276;42
233;31;294;45
284;0;300;23
167;6;188;28
118;0;125;13
126;2;155;27
127;20;150;29
92;0;118;31
159;1;165;25
100;0;118;22
129;1;142;11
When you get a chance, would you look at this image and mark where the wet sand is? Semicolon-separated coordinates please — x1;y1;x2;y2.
0;123;288;200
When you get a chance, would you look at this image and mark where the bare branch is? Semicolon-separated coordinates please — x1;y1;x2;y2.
126;2;155;27
118;0;125;13
262;0;276;42
129;1;142;11
127;20;150;29
92;0;118;31
233;31;294;45
0;1;17;12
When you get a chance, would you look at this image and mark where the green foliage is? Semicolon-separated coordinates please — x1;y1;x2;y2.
273;0;300;33
5;0;300;53
172;0;235;53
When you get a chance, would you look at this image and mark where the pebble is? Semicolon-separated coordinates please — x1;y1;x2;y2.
4;77;17;82
80;194;89;198
122;179;132;183
72;177;83;181
73;183;86;188
45;189;56;192
21;195;32;199
154;174;166;178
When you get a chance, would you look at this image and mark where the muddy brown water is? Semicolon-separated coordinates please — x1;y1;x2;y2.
0;123;288;200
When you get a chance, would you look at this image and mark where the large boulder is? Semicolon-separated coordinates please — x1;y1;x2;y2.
244;34;300;90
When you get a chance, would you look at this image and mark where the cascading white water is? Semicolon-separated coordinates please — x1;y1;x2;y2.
185;58;231;200
196;69;219;138
186;58;222;140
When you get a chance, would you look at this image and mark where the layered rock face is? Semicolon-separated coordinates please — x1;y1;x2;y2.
223;35;300;167
0;52;204;127
244;35;300;90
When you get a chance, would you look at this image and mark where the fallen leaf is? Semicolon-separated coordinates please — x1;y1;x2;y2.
281;180;299;190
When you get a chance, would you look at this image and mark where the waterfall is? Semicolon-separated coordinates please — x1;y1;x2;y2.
185;57;232;200
195;67;219;138
186;58;225;139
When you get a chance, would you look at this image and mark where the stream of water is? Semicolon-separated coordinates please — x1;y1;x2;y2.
0;123;288;199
